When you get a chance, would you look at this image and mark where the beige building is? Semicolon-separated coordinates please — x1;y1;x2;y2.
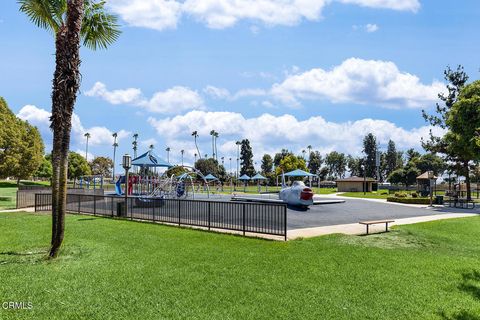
336;176;377;192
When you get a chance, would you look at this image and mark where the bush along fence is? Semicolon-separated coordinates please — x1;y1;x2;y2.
34;194;288;240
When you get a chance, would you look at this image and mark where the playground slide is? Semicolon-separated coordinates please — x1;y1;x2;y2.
115;177;123;196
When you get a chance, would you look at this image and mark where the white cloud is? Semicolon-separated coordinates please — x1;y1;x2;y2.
365;23;379;32
16;105;130;148
147;110;444;164
85;82;204;114
203;85;231;99
270;58;445;108
339;0;420;12
108;0;419;31
140;138;158;148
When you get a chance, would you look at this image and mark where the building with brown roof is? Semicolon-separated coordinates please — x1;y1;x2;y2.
336;176;378;192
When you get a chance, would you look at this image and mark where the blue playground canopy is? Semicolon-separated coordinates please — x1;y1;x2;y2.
132;150;172;168
204;173;218;181
238;174;251;180
251;173;267;180
284;169;316;177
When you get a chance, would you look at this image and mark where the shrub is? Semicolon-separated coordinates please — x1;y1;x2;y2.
411;192;418;198
387;197;431;204
395;192;407;198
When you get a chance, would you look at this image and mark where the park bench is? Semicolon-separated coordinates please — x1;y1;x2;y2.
445;197;475;209
359;219;395;235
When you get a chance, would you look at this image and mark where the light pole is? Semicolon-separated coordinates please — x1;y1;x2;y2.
361;164;366;195
428;170;434;207
166;147;171;163
194;153;197;165
122;154;132;217
112;132;118;182
236;141;241;190
181;150;184;166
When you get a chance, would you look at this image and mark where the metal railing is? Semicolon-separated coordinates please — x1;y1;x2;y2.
34;194;287;240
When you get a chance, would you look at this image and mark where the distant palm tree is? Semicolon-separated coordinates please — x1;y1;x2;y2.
210;130;216;159
180;149;184;165
302;149;306;159
84;132;90;161
19;0;120;258
191;131;201;159
214;131;219;161
132;133;139;159
112;132;118;181
166;147;171;163
149;144;154;150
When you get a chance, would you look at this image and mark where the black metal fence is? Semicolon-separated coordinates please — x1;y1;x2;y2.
17;188;104;209
35;194;287;240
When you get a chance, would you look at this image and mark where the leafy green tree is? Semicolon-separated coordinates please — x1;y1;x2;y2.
13;121;45;183
89;156;113;176
68;152;91;183
405;148;421;162
385;140;398;178
325;151;347;179
307;151;323;174
261;154;273;174
0;97;23;179
275;154;307;177
422;66;476;200
318;167;329;181
387;169;404;185
274;149;293;167
347;155;363;177
19;0;121;257
195;158;226;181
35;156;53;179
240;139;255;177
414;153;447;176
362;133;378;178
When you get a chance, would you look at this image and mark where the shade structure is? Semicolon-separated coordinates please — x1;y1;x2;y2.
204;173;218;181
252;173;267;180
238;174;251;180
132;150;172;168
284;169;316;177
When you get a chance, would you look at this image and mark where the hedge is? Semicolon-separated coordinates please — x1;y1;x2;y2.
387;197;432;205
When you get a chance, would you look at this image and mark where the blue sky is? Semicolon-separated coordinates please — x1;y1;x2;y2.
1;0;479;171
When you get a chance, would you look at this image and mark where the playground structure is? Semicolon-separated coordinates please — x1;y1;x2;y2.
75;175;104;190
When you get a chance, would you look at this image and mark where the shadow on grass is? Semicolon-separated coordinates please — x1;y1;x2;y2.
439;270;480;320
76;217;99;221
0;249;48;265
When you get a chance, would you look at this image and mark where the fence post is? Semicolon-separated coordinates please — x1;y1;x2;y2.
284;205;287;241
152;198;156;222
93;195;97;216
34;194;37;212
78;195;81;214
178;199;181;226
16;191;19;209
208;201;211;230
111;197;114;217
242;203;246;236
130;198;133;221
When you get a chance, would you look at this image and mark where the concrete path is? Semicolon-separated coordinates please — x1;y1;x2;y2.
288;213;478;239
0;207;35;213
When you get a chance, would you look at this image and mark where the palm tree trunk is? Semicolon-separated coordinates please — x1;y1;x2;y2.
49;0;84;258
195;137;201;159
465;162;471;201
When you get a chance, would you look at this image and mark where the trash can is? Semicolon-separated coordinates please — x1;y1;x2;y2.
436;195;444;205
116;202;125;217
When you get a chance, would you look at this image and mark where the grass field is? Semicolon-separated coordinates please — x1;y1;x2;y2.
0;181;50;210
339;191;391;199
1;212;480;319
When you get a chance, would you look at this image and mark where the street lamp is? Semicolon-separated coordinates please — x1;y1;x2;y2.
122;154;132;217
361;164;366;195
427;170;435;207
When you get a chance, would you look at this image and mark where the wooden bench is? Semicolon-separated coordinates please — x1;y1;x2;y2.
359;220;395;235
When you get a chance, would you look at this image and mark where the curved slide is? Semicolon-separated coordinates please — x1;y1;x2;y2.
115;176;124;196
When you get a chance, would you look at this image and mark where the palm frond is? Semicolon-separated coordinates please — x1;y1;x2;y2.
81;0;121;50
18;0;64;32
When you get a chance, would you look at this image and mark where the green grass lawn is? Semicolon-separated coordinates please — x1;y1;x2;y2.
339;191;391;199
1;212;480;319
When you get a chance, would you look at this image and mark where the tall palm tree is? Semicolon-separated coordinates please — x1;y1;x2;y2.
214;131;219;161
112;132;118;181
209;130;216;159
166;147;171;163
302;149;306;160
132;133;138;159
19;0;120;258
191;131;201;159
84;132;90;161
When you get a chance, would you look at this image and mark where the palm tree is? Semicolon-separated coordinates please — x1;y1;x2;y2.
302;149;306;160
84;132;90;161
194;153;197;164
214;131;219;161
191;131;201;159
180;149;184;166
210;130;216;159
149;144;154;150
112;132;118;181
19;0;120;258
166;147;171;163
132;133;138;159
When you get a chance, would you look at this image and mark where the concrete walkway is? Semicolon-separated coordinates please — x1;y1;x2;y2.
0;207;35;213
288;213;477;239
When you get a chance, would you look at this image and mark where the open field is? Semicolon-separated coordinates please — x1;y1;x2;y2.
1;211;480;319
0;181;50;210
338;191;391;199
